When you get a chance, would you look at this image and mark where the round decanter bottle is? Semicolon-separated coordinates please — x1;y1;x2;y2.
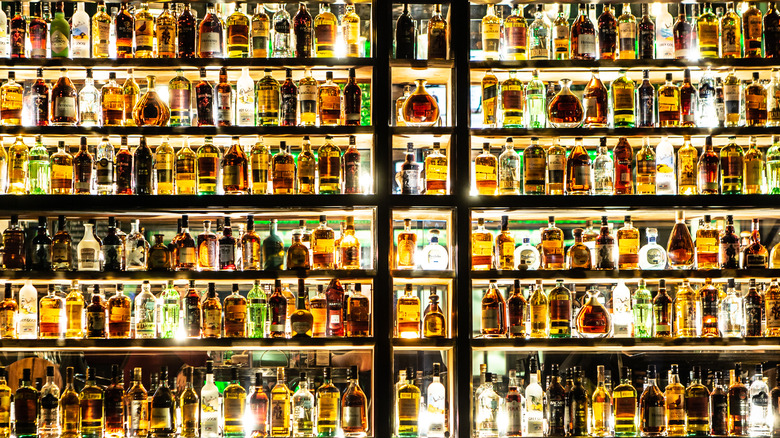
575;287;612;338
134;75;171;126
547;78;584;128
402;79;440;126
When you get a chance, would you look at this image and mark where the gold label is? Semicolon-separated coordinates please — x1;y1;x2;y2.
313;238;335;255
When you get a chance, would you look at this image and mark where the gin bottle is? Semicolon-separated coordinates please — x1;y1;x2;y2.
526;70;547;128
638;228;667;269
655;136;676;194
593;137;614;195
528;5;550;59
157;280;180;339
272;6;292;57
632;279;652;337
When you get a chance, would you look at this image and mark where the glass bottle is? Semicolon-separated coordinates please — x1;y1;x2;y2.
720;215;740;269
251;4;270;58
39;284;64;339
122;70;140;126
271;5;293;57
666;211;694;270
505;7;528;60
528;280;549;338
720;135;744;194
639;365;666;436
402;79;439;127
583;70;609;127
480;280;506;337
617;3;637;59
427;4;447;59
51;69;79;126
168;69;192;126
599;4;618;59
228;4;250;58
595;216;615;270
551;5;570;60
571;4;596;59
611;69;635;127
526;70;547;128
155;3;176;58
745;72;768;127
698;136;720;194
593;138;614;195
195;69;215;126
743;136;764;194
566;137;592;194
222;136;248;194
635;137;656;195
481;4;501;60
673;6;693;59
575;286;612;337
548;79;583;128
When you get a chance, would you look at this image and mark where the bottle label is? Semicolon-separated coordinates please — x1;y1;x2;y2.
80;248;99;269
54;96;77;119
574;165;591;186
51;29;69;54
554;26;569;54
577;34;596;56
151;407;172;428
96;158;114;185
745;253;767;267
766;299;780;328
548;154;564;172
646;406;665;427
618;22;636;40
525;157;546;182
596;243;614;267
199;32;222;54
481;308;499;331
87;311;105;332
506;26;527;52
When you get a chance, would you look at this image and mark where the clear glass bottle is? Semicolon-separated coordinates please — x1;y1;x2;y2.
719;278;744;337
78;69;100;127
593;138;614;195
638;228;668;269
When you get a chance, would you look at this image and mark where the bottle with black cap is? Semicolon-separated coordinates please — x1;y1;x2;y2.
150;366;175;438
639;364;665;436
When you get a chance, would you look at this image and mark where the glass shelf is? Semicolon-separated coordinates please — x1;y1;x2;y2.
392;338;456;350
470;58;780;70
470;337;780;352
0;126;374;137
471;127;780;137
0;57;376;69
0;337;376;351
0;269;378;282
469;269;780;281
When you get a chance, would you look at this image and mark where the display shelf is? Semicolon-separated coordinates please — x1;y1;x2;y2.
472;127;780;137
470;58;780;71
392;338;456;350
0;269;378;282
0;194;381;214
470;269;780;282
391;269;456;279
391;126;455;135
390;59;454;70
388;195;458;207
468;194;780;212
0;126;374;137
470;337;780;352
0;57;374;69
0;337;376;352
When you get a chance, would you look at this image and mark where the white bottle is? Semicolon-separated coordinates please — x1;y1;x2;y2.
0;7;7;58
655;137;676;194
236;67;255;126
611;280;633;337
133;281;157;338
426;363;446;437
71;2;91;58
17;281;38;339
200;359;223;438
514;238;541;270
525;358;544;436
748;364;770;436
420;230;449;270
655;4;674;59
78;223;101;271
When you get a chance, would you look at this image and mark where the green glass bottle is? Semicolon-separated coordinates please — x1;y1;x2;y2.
28;135;50;194
526;70;547;128
50;2;70;58
262;219;285;270
247;280;268;338
158;280;180;338
632;279;653;338
766;135;780;194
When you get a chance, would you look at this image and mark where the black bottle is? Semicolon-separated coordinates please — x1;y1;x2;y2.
133;137;154;195
29;216;52;271
395;3;415;59
102;217;124;272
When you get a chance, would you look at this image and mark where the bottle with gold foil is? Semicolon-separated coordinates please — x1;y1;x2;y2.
495;216;515;270
472;218;494;270
481;70;498;127
504;6;527;60
635;137;656;194
677;136;698;195
743;2;763;57
720;2;741;58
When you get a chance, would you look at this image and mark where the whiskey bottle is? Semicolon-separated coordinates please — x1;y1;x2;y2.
743;136;764;194
85;287;106;339
182;281;201;338
497;138;520;195
523;137;547;194
595;216;615;270
196;220;218;271
743;2;763;57
766;3;780;58
342;68;361;125
28;3;47;59
38;366;59;437
481;70;498;127
318;71;341;126
551;5;569;60
223;367;246;438
742;218;768;268
0;283;17;339
576;286;612;337
270;367;291;437
598;4;618;59
155;3;176;58
496;215;515;270
325;278;345;337
546;279;571;338
107;285;131;338
316;368;340;436
29;69;50;126
241;215;262;270
720;215;740;269
122;70;140;126
397;218;417;269
728;364;749;435
271;141;295;194
395;3;414;59
99;72;124;126
311;215;335;269
403;79;440;126
9;2;25;59
613;367;638;435
639;365;666;436
79;367;104;438
611;69;635;127
673;279;700;338
566;137;592;194
0;73;22;127
592;365;612;437
195;69;215;126
507;280;527;338
14;369;38;437
201;283;222;338
616;216;639;270
635;137;656;194
568;367;590;435
64;281;85;339
251;4;270;57
428;4;447;59
290;371;314;436
279;69;297;126
179;367;198;438
262;219;284;270
28;216;52;271
318;135;342;193
540;216;564;269
167;70;192;127
133;137;154;194
214;68;234;126
51;69;78;126
567;228;593;269
133;3;154;58
658;73;680;127
480;280;506;337
673;7;693;59
618;3;637;59
637;4;654;58
396;284;421;338
679;69;696;127
667;211;694;269
421;287;445;338
543;140;564;195
398;367;421;436
696;136;719;194
482;4;501;60
695;215;719;269
664;364;686;436
59;367;80;438
529;280;549;338
472;218;494;270
744;279;763;337
247;373;269;437
636;70;655;127
39;284;64;338
505;5;527;60
227;5;250;58
150;366;176;438
197;3;224;58
683;366;711;436
499;71;524;128
745;72;768;127
571;4;596;59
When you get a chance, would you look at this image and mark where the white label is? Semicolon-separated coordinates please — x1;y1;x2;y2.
238;107;253;126
200;32;221;53
618;22;635;39
80;248;99;269
51;30;69;54
299;84;317;101
725;85;740;102
577;34;595;56
18;316;36;336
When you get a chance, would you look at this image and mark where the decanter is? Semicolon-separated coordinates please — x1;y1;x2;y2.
513;237;540;270
575;287;612;338
402;79;440;126
420;229;449;270
638;227;668;269
547;78;584;128
133;75;170;126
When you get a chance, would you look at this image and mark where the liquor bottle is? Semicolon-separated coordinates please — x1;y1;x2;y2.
150;138;175;195
566;228;591;269
212;68;233;126
28;2;47;58
675;136;697;194
316;368;340;436
614;216;639;269
201;283;222;338
526;70;546;127
398;367;421;436
14;369;38;437
218;367;245;438
0;283;17;339
548;79;584;127
694;215;718;269
502;280;526;338
658;73;680;127
105;284;131;338
635;137;656;194
697;136;719;194
729;364;749;435
0;73;22;127
724;69;741;127
288;371;315;436
481;4;501;60
85;286;106;339
720;215;740;269
174;366;198;438
149;367;176;438
673;6;692;59
566;137;592;194
745;72;768;127
342;68;361;125
697;68;719;128
196;3;223;58
246;373;269;438
665;364;686;435
743;218;768;268
27;137;49;195
250;4;270;58
271;5;293;57
594;216;615;270
611;70;635;127
542;365;564;436
225;4;250;58
478;280;505;337
342;3;361;57
528;5;550;60
592;138;613;195
395;3;415;59
48;1;70;58
695;3;718;58
125;367;149;438
428;4;447;59
568;367;589;435
279;69;297;126
499;71;524;128
598;4;618;59
539;216;563;269
114;1;134;57
611;367;638;436
551;5;569;60
521;358;543;435
576;286;612;337
638;228;667;269
153;3;176;58
743;136;764;194
112;136;133;195
636;4;654;58
742;2;762;57
674;279;700;338
617;3;637;59
133;280;156;338
505;5;527;60
740;279;761;338
38;284;63;338
667;211;694;269
121;70;140;126
590;365;612;437
9;2;25;59
270;367;291;436
747;364;770;436
29;69;50;126
195;69;215;126
97;73;123;126
39;366;59;437
51;69;79;126
571;4;596;59
130;3;153;58
639;365;666;436
651;136;675;194
529;280;549;338
582;70;609;127
62;281;85;339
79;367;104;438
58;367;81;438
131;137;153;194
719;279;744;337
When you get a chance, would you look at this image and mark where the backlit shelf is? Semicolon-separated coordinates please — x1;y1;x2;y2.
472;127;780;137
0;126;374;137
0;269;378;282
470;58;780;71
393;338;456;350
470;269;780;282
0;57;375;69
470;337;780;352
